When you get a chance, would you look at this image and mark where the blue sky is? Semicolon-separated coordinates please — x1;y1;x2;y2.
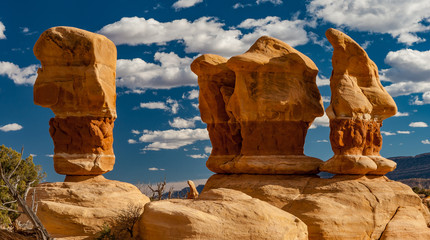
0;0;429;185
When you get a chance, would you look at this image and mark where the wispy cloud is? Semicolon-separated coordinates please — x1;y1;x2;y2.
138;98;179;114
0;123;23;132
256;0;282;5
394;112;409;117
409;122;428;128
396;130;411;134
148;167;165;171
381;131;396;136
188;154;208;159
172;0;203;10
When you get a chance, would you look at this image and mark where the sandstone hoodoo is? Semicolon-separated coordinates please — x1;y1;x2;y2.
192;36;325;174
34;26;117;176
320;28;398;175
31;27;150;239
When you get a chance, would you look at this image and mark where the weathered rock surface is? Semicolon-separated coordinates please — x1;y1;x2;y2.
203;174;430;240
33;27;117;175
27;176;149;239
321;28;397;175
192;36;324;174
190;54;242;173
34;26;117;118
135;188;308;240
49;116;115;175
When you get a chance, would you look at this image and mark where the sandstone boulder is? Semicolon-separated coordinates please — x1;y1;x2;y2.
33;27;117;175
203;174;430;240
27;176;149;239
135;188;308;240
321;28;397;175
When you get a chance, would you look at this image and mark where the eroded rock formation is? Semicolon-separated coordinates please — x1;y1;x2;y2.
190;54;242;173
34;26;117;175
135;188;308;240
26;176;149;239
320;28;398;175
31;27;150;239
203;174;430;240
192;36;325;174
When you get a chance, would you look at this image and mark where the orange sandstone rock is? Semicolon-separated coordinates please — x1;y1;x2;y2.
33;27;117;175
223;36;324;174
203;174;430;240
321;28;397;175
136;188;308;240
34;26;117;118
191;54;242;173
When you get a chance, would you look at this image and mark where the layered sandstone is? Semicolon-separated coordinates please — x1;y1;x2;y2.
190;54;242;173
321;28;397;175
33;26;117;175
203;174;430;240
192;36;325;174
135;188;308;240
24;176;149;239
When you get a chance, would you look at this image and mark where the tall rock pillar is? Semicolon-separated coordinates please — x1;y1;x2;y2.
33;26;117;176
320;28;398;175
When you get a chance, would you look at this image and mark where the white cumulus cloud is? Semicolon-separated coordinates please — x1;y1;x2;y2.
309;113;329;129
182;89;199;100
0;62;38;85
116;52;196;90
0;123;23;132
139;128;209;151
237;16;309;48
422;139;430;144
381;49;430;97
169;116;201;128
99;16;309;57
409;122;428;128
307;0;430;45
172;0;203;10
0;22;5;39
204;146;212;154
